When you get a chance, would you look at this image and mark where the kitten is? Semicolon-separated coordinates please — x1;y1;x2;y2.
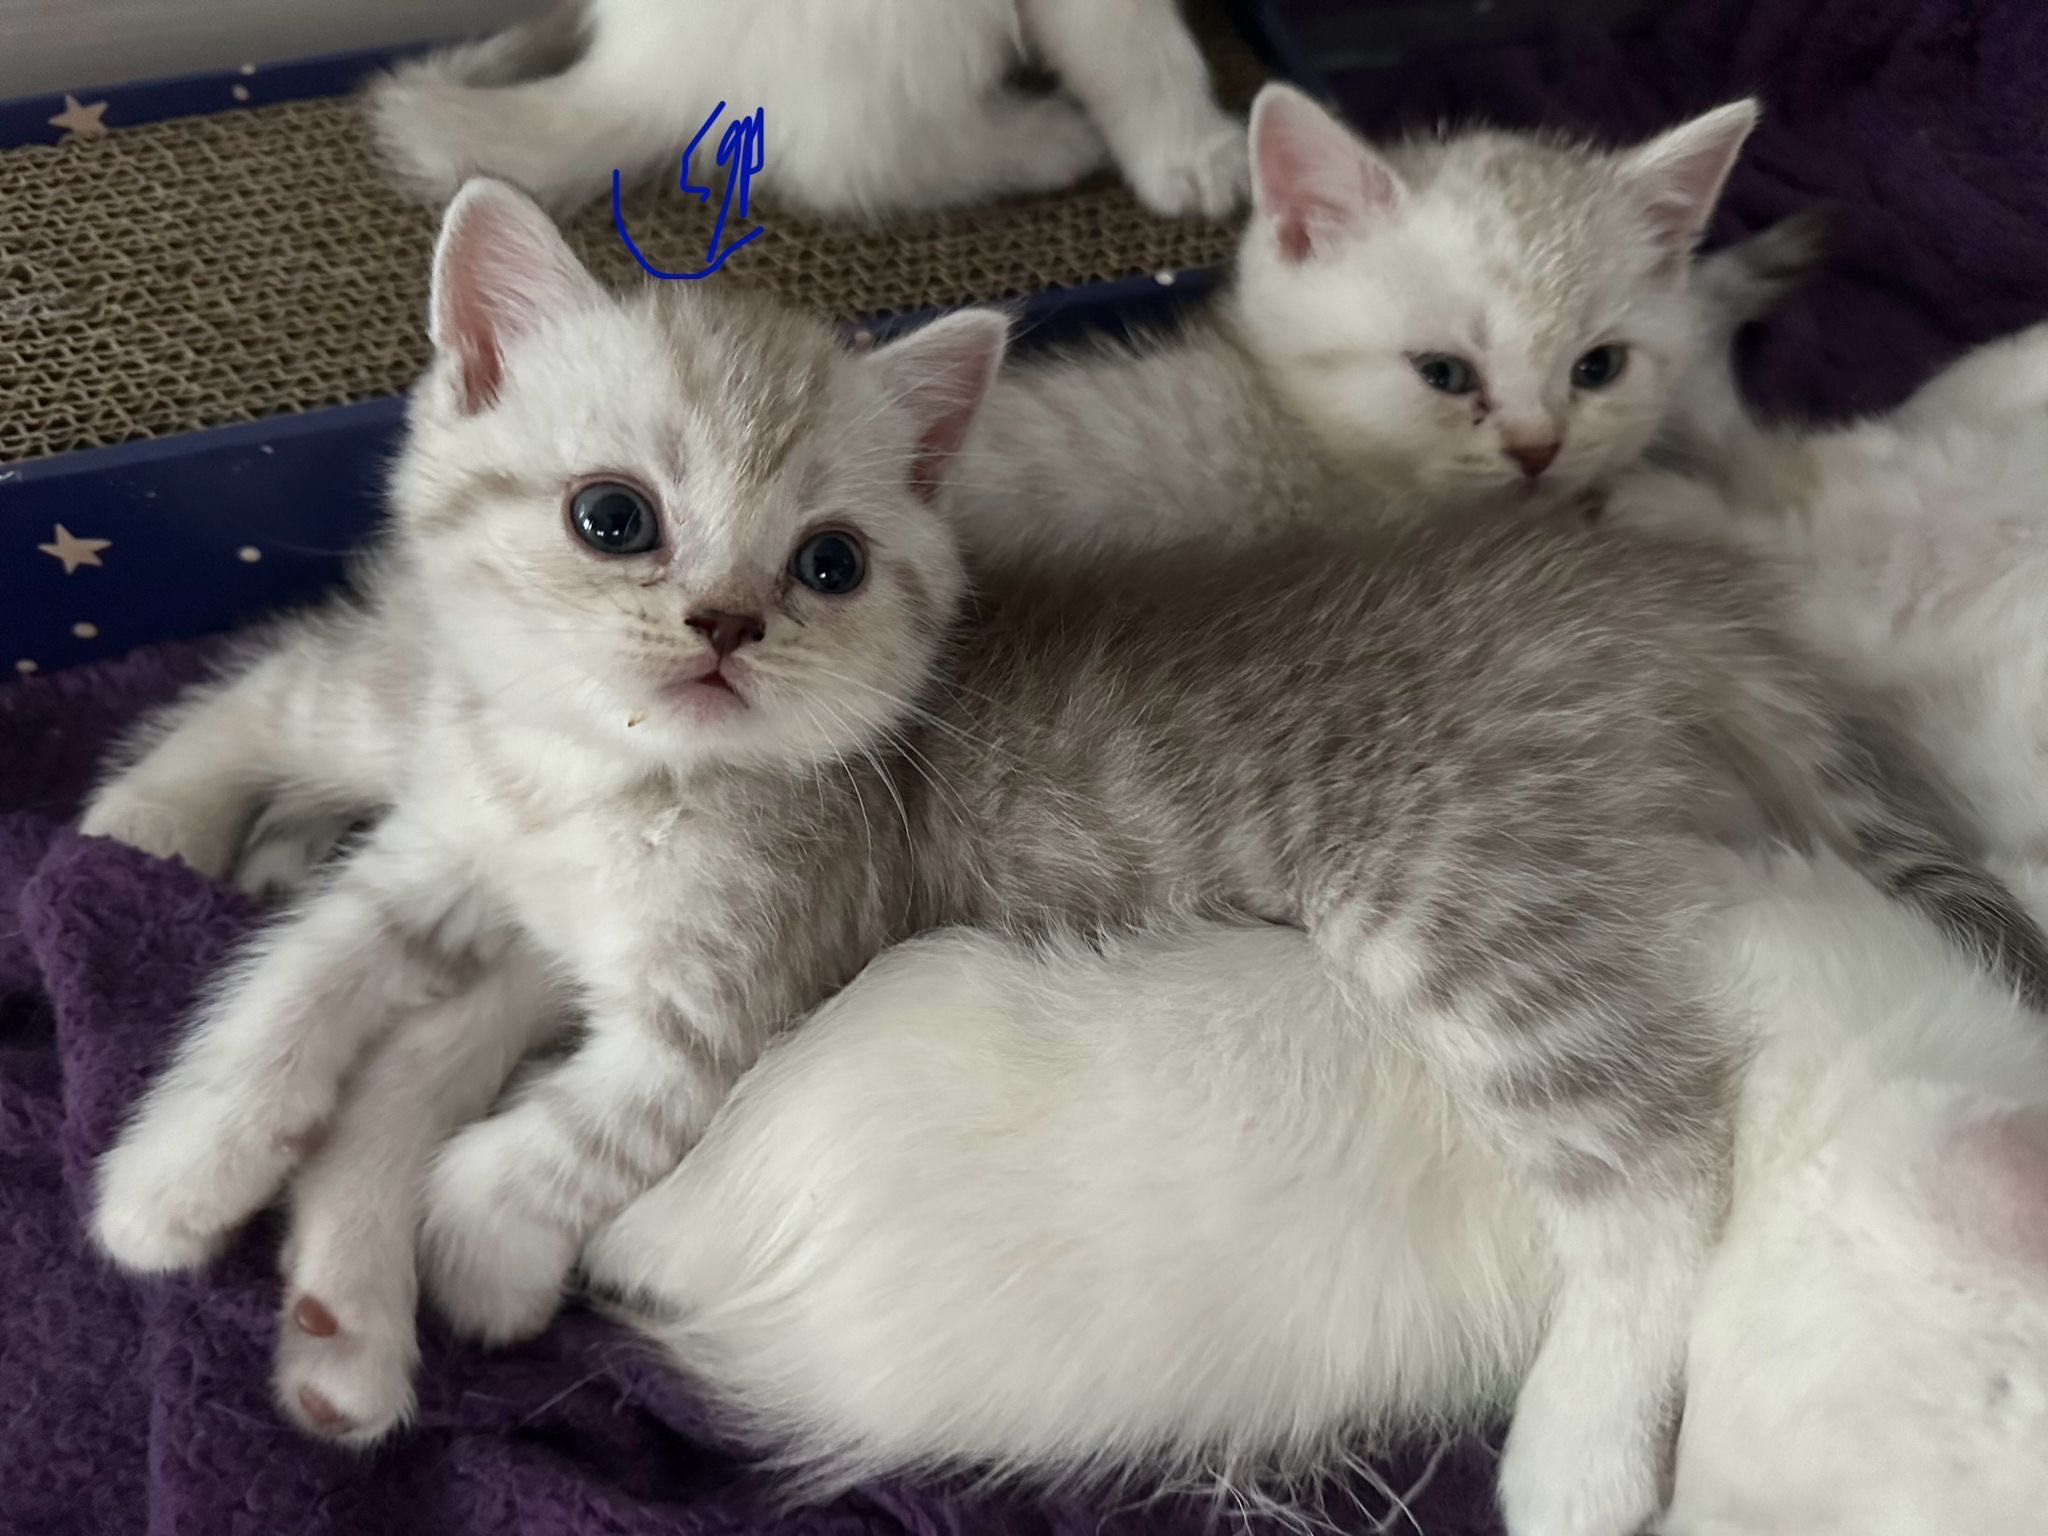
78;84;1771;888
367;0;1247;219
952;84;1763;563
90;182;2044;1536
585;848;2048;1536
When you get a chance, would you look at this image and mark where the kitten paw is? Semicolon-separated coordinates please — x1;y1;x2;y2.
420;1118;574;1344
92;1175;235;1275
1004;94;1111;195
274;1292;418;1446
94;1090;314;1273
1498;1400;1664;1536
78;786;241;881
1120;116;1249;219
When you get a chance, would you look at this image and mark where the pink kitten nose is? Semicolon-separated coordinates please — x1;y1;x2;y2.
1504;440;1561;480
687;610;766;658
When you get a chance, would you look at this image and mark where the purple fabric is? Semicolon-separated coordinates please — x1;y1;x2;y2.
7;0;2048;1528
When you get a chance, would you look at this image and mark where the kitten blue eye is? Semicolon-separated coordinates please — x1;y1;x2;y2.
569;481;660;555
1571;344;1628;390
790;530;866;595
1412;354;1480;395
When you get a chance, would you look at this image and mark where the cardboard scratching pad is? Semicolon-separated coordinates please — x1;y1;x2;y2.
0;1;1267;464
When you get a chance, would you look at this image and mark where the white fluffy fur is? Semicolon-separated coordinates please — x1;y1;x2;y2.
368;0;1247;218
579;323;2048;1528
1614;320;2048;860
585;849;2048;1534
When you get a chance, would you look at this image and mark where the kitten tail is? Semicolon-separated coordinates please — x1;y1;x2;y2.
1696;205;1845;337
1827;711;2048;1013
366;3;662;213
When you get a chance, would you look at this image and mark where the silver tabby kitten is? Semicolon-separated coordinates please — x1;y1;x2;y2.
80;83;1779;891
91;182;2047;1536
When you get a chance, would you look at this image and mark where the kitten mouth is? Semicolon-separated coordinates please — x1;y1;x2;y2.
664;666;746;712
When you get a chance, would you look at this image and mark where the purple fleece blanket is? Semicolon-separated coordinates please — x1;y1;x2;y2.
6;1;2048;1530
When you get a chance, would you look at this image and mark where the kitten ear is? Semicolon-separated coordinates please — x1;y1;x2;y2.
867;309;1010;502
1620;99;1760;264
1249;83;1405;263
429;176;603;414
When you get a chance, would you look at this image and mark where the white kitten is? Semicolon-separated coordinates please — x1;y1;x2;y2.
585;848;2048;1535
1611;318;2048;863
952;84;1759;564
367;0;1247;219
89;177;1008;1440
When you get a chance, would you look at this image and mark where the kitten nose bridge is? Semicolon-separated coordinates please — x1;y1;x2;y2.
686;610;767;658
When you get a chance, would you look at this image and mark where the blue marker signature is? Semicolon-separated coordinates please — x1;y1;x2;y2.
614;101;766;281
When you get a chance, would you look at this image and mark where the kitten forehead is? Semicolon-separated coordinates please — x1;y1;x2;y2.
637;283;844;497
1392;131;1682;332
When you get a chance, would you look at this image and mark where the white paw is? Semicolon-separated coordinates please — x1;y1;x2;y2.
1010;96;1111;194
1122;116;1249;219
78;784;241;880
93;1110;285;1273
274;1290;419;1446
1498;1392;1664;1536
419;1117;575;1344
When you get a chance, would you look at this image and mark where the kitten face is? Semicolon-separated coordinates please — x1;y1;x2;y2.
390;181;1006;773
1235;87;1756;513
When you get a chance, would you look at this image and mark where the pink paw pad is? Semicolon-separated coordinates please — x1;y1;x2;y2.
296;1385;353;1435
292;1295;340;1338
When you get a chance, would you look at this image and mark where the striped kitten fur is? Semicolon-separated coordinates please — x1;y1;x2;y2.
89;184;2048;1536
80;83;1787;892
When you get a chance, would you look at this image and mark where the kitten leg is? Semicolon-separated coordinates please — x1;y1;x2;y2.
80;605;405;897
420;1008;736;1345
1329;908;1733;1536
275;951;565;1445
93;817;488;1274
1497;1185;1709;1536
1021;0;1247;217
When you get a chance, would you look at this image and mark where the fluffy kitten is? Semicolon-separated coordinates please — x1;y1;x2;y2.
78;84;1770;887
953;84;1763;562
586;310;2048;1531
367;0;1247;218
586;848;2048;1536
83;181;2021;1536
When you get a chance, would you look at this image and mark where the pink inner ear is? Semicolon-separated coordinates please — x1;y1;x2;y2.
442;279;507;415
1626;105;1756;265
911;398;980;502
1932;1108;2048;1277
1251;89;1402;264
428;182;593;416
872;312;1006;503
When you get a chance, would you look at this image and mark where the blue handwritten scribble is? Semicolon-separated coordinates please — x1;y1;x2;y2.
614;101;766;281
